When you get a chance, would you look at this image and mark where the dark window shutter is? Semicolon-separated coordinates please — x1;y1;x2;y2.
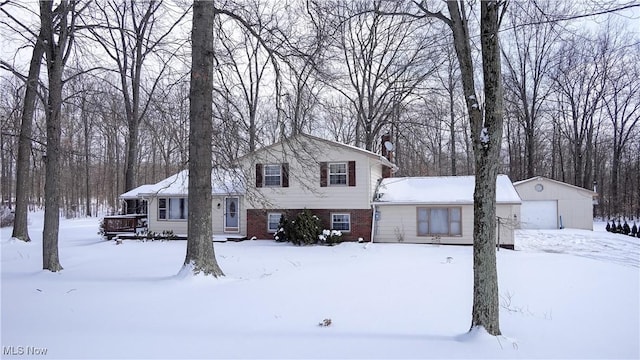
320;162;327;187
282;163;289;187
256;163;263;188
348;161;356;186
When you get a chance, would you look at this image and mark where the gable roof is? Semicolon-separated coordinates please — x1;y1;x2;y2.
236;133;397;170
119;169;245;198
374;174;521;205
513;176;597;196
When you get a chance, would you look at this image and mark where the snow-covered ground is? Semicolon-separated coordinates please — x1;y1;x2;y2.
1;213;639;359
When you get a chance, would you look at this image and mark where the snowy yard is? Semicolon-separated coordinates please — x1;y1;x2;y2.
1;213;639;359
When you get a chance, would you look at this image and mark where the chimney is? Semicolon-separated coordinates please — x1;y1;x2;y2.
381;132;394;178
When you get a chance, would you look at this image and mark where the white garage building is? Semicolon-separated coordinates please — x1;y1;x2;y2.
513;176;597;230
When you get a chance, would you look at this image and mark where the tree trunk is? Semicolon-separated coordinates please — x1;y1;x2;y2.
40;0;65;272
11;28;46;242
183;0;224;277
124;123;138;213
82;95;91;217
444;0;503;335
525;125;534;178
449;72;457;176
468;1;503;335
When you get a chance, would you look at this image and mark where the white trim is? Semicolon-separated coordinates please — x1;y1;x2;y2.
331;213;351;232
513;176;597;196
157;197;188;221
328;162;348;186
224;196;240;232
263;164;283;187
267;212;282;233
416;206;462;237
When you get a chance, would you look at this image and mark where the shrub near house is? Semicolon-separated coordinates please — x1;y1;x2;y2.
273;210;344;246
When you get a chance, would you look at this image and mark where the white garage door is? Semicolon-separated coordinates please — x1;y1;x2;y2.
520;201;558;229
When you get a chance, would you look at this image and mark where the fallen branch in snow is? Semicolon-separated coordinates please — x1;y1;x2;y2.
500;291;532;315
500;291;552;320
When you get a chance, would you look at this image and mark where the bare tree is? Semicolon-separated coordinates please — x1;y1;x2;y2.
551;32;608;189
0;2;45;241
280;0;331;137
334;0;439;151
85;0;188;213
183;0;224;277
502;0;563;180
39;0;85;272
441;44;462;176
213;9;272;153
603;38;640;216
10;34;44;240
412;0;508;335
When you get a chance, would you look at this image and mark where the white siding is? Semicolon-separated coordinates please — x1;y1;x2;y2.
147;195;246;236
515;178;594;230
241;137;380;210
211;195;246;235
147;197;188;235
374;203;517;246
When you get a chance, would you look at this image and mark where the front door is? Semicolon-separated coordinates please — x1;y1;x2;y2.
224;197;239;232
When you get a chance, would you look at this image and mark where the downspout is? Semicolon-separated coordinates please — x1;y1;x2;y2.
370;178;383;243
371;203;376;243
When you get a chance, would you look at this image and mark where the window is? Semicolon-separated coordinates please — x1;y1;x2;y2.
158;198;188;220
267;212;282;233
417;207;461;236
264;164;282;187
331;213;351;232
329;163;347;185
320;161;356;187
256;163;288;187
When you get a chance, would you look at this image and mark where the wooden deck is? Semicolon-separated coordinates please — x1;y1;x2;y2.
102;214;248;242
102;214;147;239
112;233;247;242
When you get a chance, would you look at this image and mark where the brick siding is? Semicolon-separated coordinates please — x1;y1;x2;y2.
247;208;372;242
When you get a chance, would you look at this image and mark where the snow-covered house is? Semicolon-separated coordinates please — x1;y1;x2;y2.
120;133;395;241
236;133;396;241
119;134;523;248
120;169;245;237
371;175;522;249
513;176;597;230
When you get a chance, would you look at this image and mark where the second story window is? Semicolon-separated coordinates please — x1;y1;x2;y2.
320;161;356;187
264;164;282;186
256;163;289;188
329;163;347;185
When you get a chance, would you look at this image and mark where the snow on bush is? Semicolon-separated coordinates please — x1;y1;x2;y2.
0;206;14;228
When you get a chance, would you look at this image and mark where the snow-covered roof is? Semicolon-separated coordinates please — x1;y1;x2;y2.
374;175;521;204
119;184;158;199
119;169;245;198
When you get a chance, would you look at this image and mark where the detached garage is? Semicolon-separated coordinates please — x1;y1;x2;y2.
513;176;597;230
